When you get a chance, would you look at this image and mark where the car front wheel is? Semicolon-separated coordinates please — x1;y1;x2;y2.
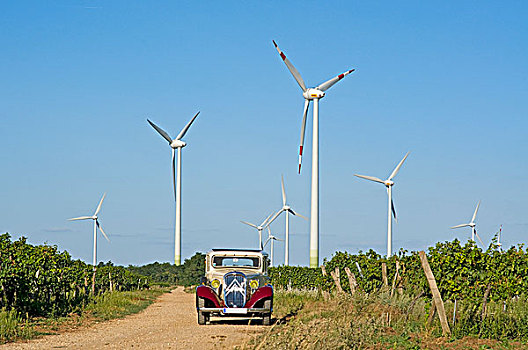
262;299;272;326
197;297;208;325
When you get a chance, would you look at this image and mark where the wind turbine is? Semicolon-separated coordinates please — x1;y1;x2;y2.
241;213;273;250
264;227;284;267
147;112;200;266
267;175;308;265
273;40;355;267
354;152;410;258
497;225;503;252
451;200;485;247
68;193;110;269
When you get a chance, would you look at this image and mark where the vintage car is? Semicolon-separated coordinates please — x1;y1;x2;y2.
196;249;273;325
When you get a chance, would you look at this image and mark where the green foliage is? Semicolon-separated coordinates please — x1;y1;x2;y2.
269;265;330;290
176;252;206;286
127;252;205;286
0;233;148;318
271;239;528;306
127;262;179;284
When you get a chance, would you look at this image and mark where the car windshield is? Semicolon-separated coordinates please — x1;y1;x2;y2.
212;256;260;268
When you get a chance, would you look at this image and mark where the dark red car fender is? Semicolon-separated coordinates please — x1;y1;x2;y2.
196;285;223;308
245;285;273;308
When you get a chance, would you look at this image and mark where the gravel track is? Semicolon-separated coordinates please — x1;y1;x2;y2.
2;287;264;349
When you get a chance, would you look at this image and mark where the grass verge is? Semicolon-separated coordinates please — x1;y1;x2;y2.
0;308;34;343
85;288;168;321
1;287;171;344
247;289;528;350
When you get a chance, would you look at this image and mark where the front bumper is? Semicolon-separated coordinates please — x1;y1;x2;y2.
199;307;271;315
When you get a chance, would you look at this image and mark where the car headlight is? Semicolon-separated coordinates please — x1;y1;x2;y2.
211;279;220;289
249;279;259;289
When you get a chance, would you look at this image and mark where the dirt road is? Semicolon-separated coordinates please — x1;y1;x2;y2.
3;288;264;349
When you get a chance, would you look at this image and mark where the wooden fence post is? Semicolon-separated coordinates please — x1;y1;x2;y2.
344;267;357;295
330;267;344;294
91;268;96;295
405;291;425;321
390;261;400;298
397;262;404;295
320;266;330;300
427;299;436;326
382;262;388;289
481;284;492;321
453;299;457;326
419;251;451;336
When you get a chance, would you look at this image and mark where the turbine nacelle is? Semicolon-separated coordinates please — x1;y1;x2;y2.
170;140;187;148
302;88;325;100
384;180;394;187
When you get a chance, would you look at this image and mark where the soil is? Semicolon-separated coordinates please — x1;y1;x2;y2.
2;287;265;349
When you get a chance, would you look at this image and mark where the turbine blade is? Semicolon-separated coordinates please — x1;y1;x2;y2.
281;175;286;206
354;174;385;184
96;220;110;242
68;216;92;221
261;212;275;227
471;200;481;223
451;223;471;229
264;236;271;248
241;221;258;229
316;69;355;92
94;193;106;216
391;198;397;222
388;152;410;181
298;99;310;173
289;209;309;221
176;111;200;140
475;229;485;247
147;119;173;144
267;209;283;227
272;40;306;92
172;148;176;201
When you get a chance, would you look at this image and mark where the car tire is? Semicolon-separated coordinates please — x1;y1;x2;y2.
197;297;207;325
262;299;272;326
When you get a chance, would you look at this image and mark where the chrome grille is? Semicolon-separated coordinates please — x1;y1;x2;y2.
223;272;246;308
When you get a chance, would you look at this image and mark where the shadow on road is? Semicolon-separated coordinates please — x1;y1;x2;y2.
207;318;276;326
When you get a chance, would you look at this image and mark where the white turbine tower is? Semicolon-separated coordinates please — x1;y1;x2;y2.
147;112;200;266
451;201;485;247
264;227;284;267
267;175;308;266
241;213;273;250
354;152;410;258
497;225;503;252
273;40;355;267
68;193;110;269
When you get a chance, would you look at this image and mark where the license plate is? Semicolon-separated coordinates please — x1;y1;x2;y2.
223;308;247;314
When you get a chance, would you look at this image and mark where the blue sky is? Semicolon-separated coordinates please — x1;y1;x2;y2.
1;1;527;266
